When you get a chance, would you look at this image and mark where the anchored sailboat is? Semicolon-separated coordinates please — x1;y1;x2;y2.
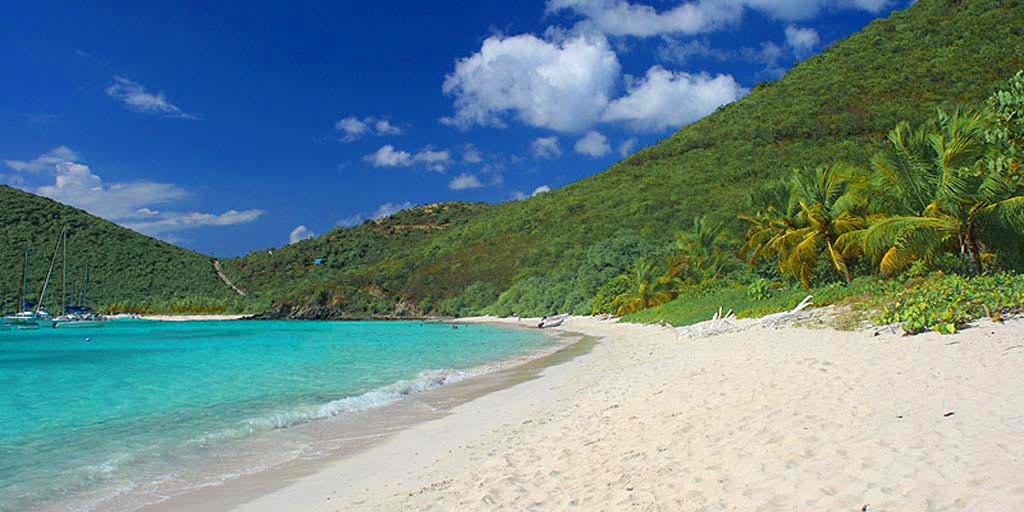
3;241;51;329
53;229;105;329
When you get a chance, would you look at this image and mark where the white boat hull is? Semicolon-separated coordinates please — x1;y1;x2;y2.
53;321;106;329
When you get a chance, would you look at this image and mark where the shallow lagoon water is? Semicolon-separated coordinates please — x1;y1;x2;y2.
0;319;554;511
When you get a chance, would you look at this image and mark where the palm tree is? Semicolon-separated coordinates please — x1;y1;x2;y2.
740;181;800;271
669;216;737;286
851;109;1024;275
782;163;866;287
743;164;864;289
611;260;675;316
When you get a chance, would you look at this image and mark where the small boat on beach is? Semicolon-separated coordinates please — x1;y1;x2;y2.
538;313;568;328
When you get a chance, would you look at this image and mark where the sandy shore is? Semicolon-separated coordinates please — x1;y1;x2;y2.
197;315;1024;511
140;314;250;321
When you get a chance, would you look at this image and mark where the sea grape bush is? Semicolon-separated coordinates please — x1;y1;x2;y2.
876;273;1024;334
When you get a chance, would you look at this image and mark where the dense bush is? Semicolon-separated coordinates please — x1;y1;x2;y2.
876;273;1024;334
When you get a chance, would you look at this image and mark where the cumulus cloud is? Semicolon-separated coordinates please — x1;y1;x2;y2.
415;148;454;172
574;131;612;157
601;66;746;132
531;136;563;159
449;173;485;190
373;118;403;135
442;33;620;133
105;76;200;119
548;0;893;36
655;37;732;65
124;209;264;236
334;115;404;142
4;147;262;237
363;145;452;172
374;201;414;218
618;137;638;157
363;145;413;167
336;200;417;228
461;143;484;164
511;184;554;200
784;24;820;58
335;117;368;141
547;0;743;37
289;225;315;244
738;40;787;78
4;146;79;172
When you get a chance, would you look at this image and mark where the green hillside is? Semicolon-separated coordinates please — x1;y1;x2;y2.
6;0;1020;320
223;202;491;317
222;0;1024;318
0;185;236;314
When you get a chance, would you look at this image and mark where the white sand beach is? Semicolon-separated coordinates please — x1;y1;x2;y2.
140;314;250;321
209;315;1024;511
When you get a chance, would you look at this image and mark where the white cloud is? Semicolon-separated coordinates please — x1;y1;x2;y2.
335;117;368;142
618;137;638;157
511;184;553;200
4;146;79;172
124;209;264;236
548;0;893;36
656;37;731;65
740;41;787;78
363;145;452;172
374;201;414;219
337;200;418;228
785;24;820;58
574;130;612;157
531;136;563;159
547;0;743;37
374;119;403;135
289;225;315;244
336;214;365;228
363;145;414;167
601;66;745;132
448;173;485;190
415;148;453;172
105;76;199;119
5;147;262;237
335;115;404;142
442;33;620;133
461;143;484;163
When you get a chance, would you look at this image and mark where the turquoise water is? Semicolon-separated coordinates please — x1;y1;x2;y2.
0;320;554;511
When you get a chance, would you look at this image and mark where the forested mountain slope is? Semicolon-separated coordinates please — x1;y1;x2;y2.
224;0;1024;318
0;186;234;313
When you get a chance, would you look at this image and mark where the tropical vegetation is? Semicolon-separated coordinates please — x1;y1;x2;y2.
3;0;1023;334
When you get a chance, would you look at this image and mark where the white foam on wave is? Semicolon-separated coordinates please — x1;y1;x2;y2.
67;329;572;512
188;334;572;447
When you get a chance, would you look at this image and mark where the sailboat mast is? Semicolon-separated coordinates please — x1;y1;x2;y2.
83;263;89;308
61;229;66;315
36;226;66;313
16;242;28;312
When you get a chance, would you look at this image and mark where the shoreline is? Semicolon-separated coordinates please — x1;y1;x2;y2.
139;314;251;322
201;315;1024;511
126;319;583;512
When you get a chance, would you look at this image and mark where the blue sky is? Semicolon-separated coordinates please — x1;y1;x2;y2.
1;0;908;256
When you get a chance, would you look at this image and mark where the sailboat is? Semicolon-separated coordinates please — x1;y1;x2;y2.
3;241;51;329
53;229;106;329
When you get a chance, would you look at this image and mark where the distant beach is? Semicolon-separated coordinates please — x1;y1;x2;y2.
140;314;250;321
181;315;1024;512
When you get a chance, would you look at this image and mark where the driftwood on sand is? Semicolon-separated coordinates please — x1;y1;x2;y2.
674;295;815;339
